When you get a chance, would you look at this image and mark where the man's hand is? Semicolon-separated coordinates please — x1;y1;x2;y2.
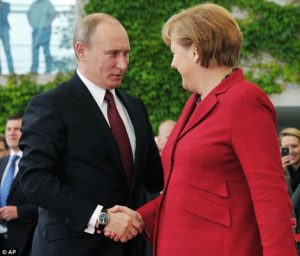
100;205;144;242
0;206;18;221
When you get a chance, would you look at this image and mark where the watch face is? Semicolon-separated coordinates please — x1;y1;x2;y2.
99;212;109;225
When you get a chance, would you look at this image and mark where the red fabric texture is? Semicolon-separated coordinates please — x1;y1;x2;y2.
138;68;297;256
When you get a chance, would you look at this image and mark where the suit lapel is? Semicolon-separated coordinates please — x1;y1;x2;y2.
0;157;9;180
8;169;20;198
68;74;125;178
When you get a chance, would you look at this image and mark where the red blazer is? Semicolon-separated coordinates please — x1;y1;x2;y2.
138;68;297;256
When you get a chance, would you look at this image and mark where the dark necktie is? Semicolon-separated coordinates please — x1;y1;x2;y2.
0;154;20;207
105;90;134;183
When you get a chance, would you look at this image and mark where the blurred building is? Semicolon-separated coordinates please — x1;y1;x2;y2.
0;0;77;75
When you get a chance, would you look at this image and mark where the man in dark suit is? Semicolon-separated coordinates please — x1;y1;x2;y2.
0;113;38;255
18;13;163;256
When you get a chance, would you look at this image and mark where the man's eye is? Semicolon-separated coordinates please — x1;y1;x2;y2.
107;52;118;57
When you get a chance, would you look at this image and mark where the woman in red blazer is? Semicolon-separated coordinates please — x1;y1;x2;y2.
109;3;297;255
138;4;296;256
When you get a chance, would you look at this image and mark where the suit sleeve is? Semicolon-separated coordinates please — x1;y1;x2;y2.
231;86;296;256
138;99;163;193
17;203;38;223
19;93;97;233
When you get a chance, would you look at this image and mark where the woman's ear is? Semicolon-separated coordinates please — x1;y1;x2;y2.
192;44;199;63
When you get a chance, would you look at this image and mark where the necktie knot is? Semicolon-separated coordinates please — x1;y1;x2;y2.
105;90;115;106
10;154;20;164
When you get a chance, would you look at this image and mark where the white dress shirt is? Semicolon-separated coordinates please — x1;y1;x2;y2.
77;70;136;234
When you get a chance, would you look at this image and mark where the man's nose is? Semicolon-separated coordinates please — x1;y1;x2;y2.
117;56;128;71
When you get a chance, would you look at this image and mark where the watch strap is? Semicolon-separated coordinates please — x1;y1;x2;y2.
96;208;109;231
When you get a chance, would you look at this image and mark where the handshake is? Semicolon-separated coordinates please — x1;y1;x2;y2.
95;205;144;243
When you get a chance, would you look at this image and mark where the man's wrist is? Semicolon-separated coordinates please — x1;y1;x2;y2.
96;208;110;231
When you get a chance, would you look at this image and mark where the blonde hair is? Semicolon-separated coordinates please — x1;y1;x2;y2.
162;3;243;68
279;127;300;145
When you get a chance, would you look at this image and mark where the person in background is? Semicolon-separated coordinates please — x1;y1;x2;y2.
156;120;176;155
0;134;9;158
279;127;300;255
18;13;163;256
111;3;297;256
0;113;38;255
27;0;56;74
279;127;300;193
0;0;14;74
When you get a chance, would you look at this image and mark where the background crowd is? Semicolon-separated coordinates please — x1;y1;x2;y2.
0;0;56;74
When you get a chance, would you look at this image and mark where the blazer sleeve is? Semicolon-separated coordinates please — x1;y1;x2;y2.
19;93;97;233
231;86;296;256
137;194;162;243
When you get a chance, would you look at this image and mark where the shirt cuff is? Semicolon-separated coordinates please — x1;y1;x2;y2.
84;205;103;234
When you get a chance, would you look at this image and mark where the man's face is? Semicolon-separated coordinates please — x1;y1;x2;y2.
77;22;130;89
0;141;9;158
281;135;300;167
5;119;22;151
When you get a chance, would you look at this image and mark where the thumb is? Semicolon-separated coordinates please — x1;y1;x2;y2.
108;205;122;213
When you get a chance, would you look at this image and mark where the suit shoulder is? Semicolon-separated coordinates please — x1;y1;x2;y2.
118;89;145;107
118;89;140;101
30;80;69;103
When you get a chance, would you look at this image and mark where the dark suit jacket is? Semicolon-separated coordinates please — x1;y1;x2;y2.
18;73;163;256
0;156;38;255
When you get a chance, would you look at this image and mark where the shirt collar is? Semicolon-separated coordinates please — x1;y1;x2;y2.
76;70;117;106
9;150;22;159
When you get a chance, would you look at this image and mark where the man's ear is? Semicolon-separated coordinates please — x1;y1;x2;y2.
75;42;86;60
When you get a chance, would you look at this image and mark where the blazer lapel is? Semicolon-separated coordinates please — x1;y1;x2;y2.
177;69;245;140
166;94;198;149
161;94;197;175
178;93;218;140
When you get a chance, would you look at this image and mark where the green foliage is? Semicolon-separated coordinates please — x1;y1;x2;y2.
85;0;300;131
0;73;71;133
0;0;299;133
